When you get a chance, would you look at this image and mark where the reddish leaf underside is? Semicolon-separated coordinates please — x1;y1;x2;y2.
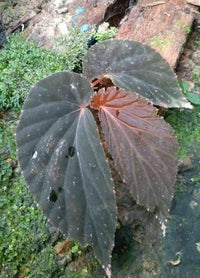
90;87;179;224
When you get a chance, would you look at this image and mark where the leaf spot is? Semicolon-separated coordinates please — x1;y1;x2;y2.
70;83;76;90
68;146;76;157
32;151;38;159
50;190;57;202
58;187;63;192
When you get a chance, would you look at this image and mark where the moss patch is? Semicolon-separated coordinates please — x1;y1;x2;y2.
164;106;200;158
25;246;64;278
164;39;200;158
53;27;95;72
0;34;73;112
175;19;191;34
149;35;171;50
0;25;117;113
0;119;51;277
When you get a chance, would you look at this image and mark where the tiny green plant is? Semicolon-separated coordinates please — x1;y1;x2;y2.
179;81;200;106
16;39;192;277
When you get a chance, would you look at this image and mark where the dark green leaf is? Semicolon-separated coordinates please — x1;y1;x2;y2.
16;72;117;273
83;39;192;108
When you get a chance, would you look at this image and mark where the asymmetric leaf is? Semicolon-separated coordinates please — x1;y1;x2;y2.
91;87;179;222
83;39;192;108
16;72;117;273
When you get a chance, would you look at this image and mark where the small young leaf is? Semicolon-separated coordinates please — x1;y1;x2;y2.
91;87;179;222
83;39;192;108
16;72;117;273
186;92;200;105
179;80;190;93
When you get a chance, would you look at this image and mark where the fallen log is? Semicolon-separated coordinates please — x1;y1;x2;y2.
117;0;197;68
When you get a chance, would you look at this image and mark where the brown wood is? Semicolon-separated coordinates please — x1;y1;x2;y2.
117;0;197;68
187;0;200;6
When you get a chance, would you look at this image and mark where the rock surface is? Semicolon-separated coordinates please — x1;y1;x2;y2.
24;0;116;47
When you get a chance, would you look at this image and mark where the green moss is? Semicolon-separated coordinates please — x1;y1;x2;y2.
0;119;17;189
175;19;191;34
53;27;95;72
0;119;51;277
64;268;90;278
94;23;117;42
0;27;117;113
26;246;64;278
192;40;200;90
66;242;83;260
191;175;200;183
164;106;200;158
0;173;51;277
65;252;100;278
149;35;171;50
166;40;200;158
0;34;71;112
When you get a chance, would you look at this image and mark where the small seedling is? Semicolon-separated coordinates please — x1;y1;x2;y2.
179;80;200;105
16;39;192;277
